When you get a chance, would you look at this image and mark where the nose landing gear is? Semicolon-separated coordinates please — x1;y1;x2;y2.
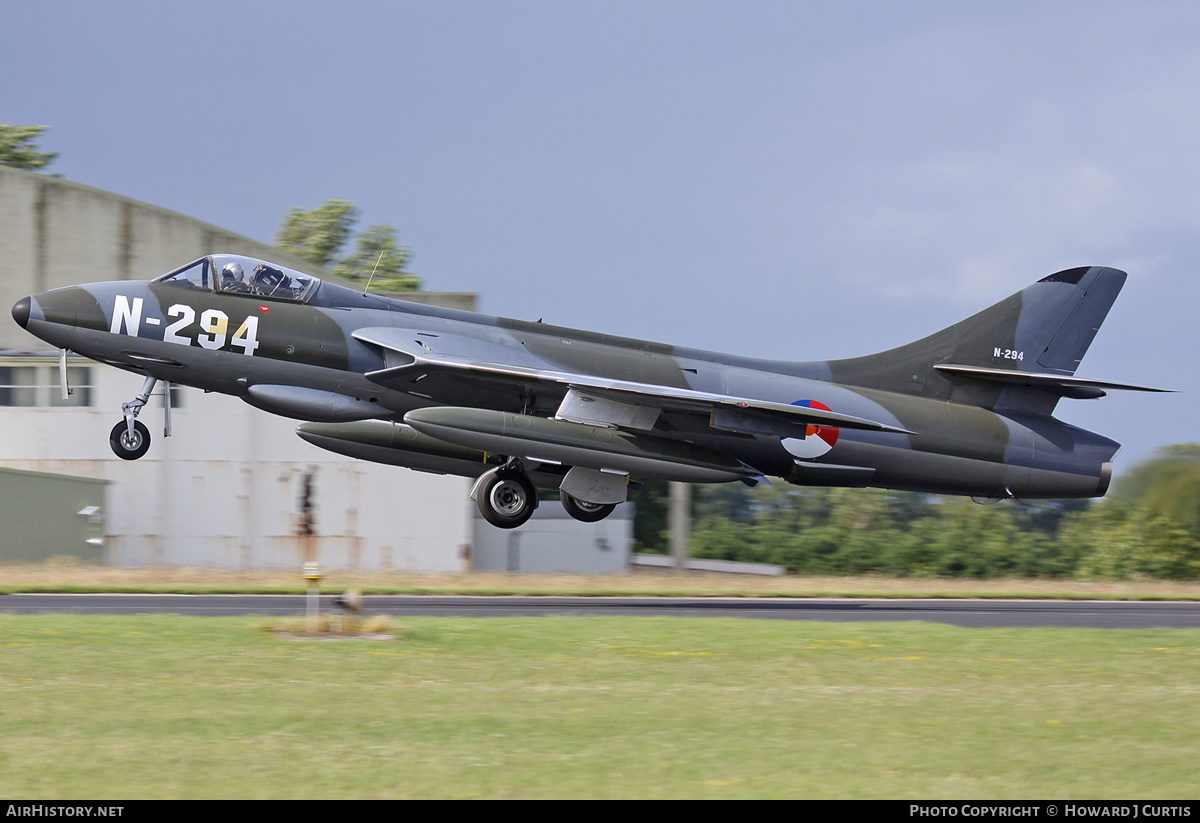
109;376;171;460
109;419;151;460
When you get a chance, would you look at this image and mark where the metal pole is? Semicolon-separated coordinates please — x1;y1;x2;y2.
59;348;73;400
669;481;690;572
303;562;322;632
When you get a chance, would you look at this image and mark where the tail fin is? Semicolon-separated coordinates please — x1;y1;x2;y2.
826;266;1159;414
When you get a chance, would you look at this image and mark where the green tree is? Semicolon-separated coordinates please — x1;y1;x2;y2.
275;199;421;291
630;479;706;554
0;124;58;170
688;483;1094;578
1111;444;1200;533
1068;500;1200;581
275;199;359;268
631;478;671;553
334;224;419;291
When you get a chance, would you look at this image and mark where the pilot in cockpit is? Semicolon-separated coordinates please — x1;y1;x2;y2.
220;261;251;293
252;263;287;296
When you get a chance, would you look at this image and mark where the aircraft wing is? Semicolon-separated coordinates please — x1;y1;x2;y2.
353;327;912;437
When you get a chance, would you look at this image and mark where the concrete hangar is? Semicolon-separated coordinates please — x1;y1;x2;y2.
0;166;631;572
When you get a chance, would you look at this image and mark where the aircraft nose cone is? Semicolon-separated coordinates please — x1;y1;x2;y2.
12;296;31;329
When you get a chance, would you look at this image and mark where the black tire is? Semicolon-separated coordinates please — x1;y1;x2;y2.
109;420;151;460
561;493;616;523
477;471;537;529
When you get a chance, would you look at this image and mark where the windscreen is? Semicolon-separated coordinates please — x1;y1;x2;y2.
162;254;321;302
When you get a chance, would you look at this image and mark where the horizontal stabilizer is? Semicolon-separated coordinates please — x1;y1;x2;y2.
934;364;1172;399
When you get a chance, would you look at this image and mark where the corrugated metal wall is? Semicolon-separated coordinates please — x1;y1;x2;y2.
0;467;107;562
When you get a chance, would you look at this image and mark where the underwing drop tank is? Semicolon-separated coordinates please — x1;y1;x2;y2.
403;406;753;483
296;420;505;477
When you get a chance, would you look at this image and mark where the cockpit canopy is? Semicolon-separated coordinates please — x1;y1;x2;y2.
155;254;321;302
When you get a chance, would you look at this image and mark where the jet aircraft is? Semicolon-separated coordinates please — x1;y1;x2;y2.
11;254;1167;528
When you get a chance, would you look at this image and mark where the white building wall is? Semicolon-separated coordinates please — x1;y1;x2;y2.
0;169;38;296
1;165;477;571
471;504;632;573
0;364;473;570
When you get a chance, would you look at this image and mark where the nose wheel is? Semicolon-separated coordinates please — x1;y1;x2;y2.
109;375;171;460
110;419;151;460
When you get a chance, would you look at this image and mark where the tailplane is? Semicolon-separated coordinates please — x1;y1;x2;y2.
827;267;1167;414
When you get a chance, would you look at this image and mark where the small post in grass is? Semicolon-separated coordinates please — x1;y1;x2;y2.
303;562;323;632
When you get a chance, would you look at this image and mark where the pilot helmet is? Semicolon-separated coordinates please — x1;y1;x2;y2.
221;262;244;283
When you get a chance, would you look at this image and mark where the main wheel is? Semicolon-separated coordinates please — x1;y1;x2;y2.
109;420;151;460
561;493;616;523
477;471;537;529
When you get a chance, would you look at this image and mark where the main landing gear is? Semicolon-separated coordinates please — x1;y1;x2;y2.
472;459;620;528
474;459;539;529
109;376;171;460
560;493;616;523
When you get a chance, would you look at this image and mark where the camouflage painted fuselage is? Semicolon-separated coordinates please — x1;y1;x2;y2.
14;256;1147;502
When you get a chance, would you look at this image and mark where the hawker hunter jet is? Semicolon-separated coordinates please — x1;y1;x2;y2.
11;254;1167;528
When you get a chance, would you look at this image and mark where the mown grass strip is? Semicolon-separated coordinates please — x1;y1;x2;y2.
1;614;1197;798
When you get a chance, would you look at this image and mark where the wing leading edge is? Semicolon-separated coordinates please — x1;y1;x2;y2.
352;327;913;438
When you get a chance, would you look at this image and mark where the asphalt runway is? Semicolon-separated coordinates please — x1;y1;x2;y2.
2;593;1200;628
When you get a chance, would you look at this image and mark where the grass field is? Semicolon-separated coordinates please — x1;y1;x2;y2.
1;613;1198;799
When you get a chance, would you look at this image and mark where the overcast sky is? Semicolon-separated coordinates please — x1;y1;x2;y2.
5;0;1196;468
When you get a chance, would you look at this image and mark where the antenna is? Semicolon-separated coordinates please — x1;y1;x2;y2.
362;250;386;296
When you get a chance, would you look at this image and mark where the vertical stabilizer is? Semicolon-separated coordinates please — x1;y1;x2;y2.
826;267;1129;413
